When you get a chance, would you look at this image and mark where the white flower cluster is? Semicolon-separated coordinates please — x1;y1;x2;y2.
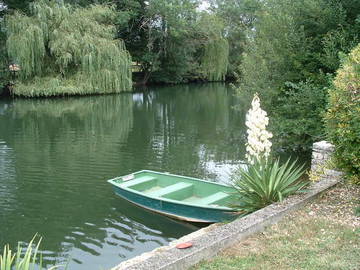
245;93;273;163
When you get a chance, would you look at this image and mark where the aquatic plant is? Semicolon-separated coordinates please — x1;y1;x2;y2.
0;236;59;270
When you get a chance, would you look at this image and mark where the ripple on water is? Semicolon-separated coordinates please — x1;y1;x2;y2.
0;85;249;270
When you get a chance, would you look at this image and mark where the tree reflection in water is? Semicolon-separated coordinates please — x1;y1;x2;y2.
0;83;246;270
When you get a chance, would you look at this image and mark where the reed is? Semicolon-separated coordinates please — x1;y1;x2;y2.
0;236;60;270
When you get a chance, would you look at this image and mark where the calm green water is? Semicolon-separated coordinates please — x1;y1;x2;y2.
0;83;247;269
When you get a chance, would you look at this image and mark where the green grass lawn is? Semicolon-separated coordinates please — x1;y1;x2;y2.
193;183;360;270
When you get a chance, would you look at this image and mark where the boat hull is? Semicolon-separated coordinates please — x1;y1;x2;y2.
112;185;238;223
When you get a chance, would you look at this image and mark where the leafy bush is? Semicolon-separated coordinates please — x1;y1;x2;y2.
325;43;360;184
270;81;327;152
232;158;307;214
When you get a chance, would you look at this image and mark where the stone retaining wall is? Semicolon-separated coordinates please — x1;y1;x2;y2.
311;140;335;175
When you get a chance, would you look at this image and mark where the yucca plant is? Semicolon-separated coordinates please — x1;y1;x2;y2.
232;93;308;215
232;157;307;214
0;236;59;270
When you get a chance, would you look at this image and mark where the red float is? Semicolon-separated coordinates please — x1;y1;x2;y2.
176;242;193;249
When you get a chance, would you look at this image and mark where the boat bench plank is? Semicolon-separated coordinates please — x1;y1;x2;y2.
121;176;156;188
149;182;193;197
196;192;229;205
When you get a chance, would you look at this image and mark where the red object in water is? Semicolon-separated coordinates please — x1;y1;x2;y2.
176;242;193;249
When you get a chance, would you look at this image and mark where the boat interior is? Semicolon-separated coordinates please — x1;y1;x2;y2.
119;173;235;208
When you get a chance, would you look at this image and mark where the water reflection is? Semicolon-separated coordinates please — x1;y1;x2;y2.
0;141;16;211
0;83;246;269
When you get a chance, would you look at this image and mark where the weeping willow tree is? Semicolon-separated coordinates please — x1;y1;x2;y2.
6;0;132;97
201;38;229;81
198;14;229;81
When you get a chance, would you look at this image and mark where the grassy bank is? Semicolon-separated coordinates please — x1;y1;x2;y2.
193;182;360;270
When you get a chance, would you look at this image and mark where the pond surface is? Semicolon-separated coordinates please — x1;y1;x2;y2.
0;83;247;270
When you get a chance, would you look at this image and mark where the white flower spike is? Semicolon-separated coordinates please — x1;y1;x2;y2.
245;93;273;163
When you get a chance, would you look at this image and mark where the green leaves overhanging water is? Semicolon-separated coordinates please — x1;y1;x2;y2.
199;14;229;82
201;38;229;81
6;0;132;97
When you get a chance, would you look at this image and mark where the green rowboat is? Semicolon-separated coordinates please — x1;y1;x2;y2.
108;170;240;223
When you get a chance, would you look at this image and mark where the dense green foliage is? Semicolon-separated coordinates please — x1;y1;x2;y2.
0;37;8;92
1;0;359;158
1;0;230;93
271;81;327;151
0;1;9;91
119;0;229;84
5;0;132;97
123;0;200;84
210;0;260;79
197;14;229;81
223;0;360;151
238;0;359;100
325;44;360;183
232;158;306;214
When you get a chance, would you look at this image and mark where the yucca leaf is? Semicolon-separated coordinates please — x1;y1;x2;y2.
232;157;308;214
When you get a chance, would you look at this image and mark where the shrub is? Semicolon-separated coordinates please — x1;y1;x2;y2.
325;44;360;184
271;81;327;152
232;158;307;214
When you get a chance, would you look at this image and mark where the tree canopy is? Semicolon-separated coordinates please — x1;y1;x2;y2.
118;0;229;84
224;0;360;151
209;0;260;79
2;0;359;160
1;0;230;94
5;0;132;96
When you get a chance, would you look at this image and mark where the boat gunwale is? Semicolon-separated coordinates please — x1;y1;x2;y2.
107;170;237;211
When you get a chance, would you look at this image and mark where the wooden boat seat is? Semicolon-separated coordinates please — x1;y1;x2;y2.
121;176;156;188
149;182;193;197
196;192;229;206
